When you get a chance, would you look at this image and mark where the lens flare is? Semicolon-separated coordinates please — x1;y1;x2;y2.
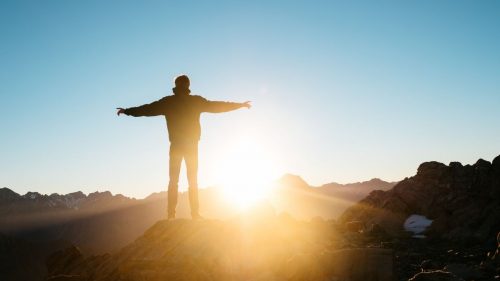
213;138;281;210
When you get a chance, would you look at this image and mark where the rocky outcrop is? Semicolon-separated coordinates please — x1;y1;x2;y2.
340;155;500;245
45;217;395;281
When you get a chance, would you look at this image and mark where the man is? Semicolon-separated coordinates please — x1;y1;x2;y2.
117;75;250;219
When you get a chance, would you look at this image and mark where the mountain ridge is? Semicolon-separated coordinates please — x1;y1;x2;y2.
1;175;395;202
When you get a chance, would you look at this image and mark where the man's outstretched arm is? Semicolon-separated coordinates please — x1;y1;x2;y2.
117;98;167;117
202;99;251;113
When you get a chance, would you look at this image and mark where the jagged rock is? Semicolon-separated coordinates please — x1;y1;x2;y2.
340;155;500;244
416;162;449;180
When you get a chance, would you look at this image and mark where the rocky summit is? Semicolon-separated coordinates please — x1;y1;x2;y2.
43;213;500;281
45;214;396;281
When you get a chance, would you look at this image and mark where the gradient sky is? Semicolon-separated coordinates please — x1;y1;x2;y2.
1;0;499;198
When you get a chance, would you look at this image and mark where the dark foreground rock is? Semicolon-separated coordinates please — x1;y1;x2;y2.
340;155;500;246
393;234;499;281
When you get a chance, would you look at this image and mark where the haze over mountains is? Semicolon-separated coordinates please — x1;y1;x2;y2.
1;156;499;281
0;175;394;280
0;175;395;254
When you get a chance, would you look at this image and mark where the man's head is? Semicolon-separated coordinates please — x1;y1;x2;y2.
173;75;190;95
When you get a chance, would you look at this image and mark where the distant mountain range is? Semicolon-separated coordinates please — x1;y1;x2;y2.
0;175;396;280
0;175;395;254
271;175;396;220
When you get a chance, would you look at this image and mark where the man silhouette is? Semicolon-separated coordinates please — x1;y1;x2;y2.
117;75;250;219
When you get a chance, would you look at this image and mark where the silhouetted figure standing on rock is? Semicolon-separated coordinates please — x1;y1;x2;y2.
117;75;251;219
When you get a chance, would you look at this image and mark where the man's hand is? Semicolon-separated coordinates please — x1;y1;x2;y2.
116;107;126;116
241;101;252;109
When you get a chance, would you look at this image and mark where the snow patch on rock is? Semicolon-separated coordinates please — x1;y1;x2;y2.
404;214;433;238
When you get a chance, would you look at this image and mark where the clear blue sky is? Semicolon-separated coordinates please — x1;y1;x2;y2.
1;0;499;198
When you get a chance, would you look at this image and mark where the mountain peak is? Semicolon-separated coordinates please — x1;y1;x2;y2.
320;178;395;190
416;161;448;178
87;191;113;200
367;178;384;183
23;191;42;200
67;191;86;198
0;187;20;202
277;174;310;189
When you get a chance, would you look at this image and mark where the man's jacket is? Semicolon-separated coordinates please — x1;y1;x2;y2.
124;94;241;143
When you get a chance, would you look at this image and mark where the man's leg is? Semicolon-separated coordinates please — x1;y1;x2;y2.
168;142;183;219
185;141;200;218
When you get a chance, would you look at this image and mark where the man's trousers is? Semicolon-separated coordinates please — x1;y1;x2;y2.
167;140;199;217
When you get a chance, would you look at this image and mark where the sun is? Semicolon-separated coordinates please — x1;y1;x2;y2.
213;138;282;210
